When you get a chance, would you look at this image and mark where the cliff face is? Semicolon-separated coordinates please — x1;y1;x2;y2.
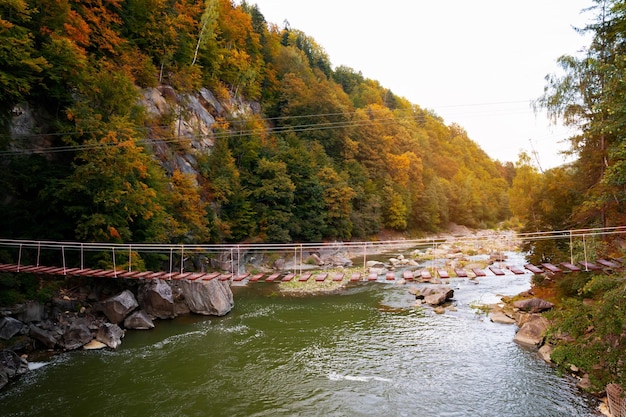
9;85;258;181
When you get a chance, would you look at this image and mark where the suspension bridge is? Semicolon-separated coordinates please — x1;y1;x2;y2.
0;226;624;284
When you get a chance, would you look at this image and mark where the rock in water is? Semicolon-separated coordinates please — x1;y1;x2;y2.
180;279;234;316
62;323;93;350
513;315;549;349
0;350;29;390
96;323;125;349
124;310;155;330
98;290;139;324
137;279;176;319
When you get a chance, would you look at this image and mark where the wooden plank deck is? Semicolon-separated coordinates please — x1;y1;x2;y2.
472;268;486;277
314;273;328;282
298;273;312;282
560;262;581;272
454;268;467;278
579;261;602;271
507;265;525;275
488;266;505;276
248;273;265;282
541;263;562;273
524;264;543;274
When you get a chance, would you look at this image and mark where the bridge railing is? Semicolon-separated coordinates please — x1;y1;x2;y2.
0;226;624;275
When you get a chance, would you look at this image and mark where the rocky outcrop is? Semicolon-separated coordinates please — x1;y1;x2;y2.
179;279;234;316
97;290;139;324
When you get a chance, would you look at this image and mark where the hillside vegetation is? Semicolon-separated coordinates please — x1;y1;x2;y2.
0;0;512;245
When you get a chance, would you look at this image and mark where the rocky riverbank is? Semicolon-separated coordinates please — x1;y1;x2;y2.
0;278;233;390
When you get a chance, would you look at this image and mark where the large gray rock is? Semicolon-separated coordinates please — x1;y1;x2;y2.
96;323;125;349
98;290;138;324
415;286;454;306
61;323;93;350
514;314;549;349
29;325;57;349
180;279;233;316
137;279;176;319
513;298;554;313
124;310;155;330
0;350;29;390
0;317;24;340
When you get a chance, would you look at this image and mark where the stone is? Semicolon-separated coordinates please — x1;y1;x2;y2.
513;314;549;349
180;279;234;316
83;340;107;350
512;298;554;313
96;323;125;349
61;323;93;350
137;279;176;319
29;324;57;349
415;286;454;306
538;344;553;363
98;290;139;324
489;311;516;325
124;310;155;330
0;349;29;390
0;317;24;340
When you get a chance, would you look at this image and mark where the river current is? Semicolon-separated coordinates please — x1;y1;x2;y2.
0;258;602;416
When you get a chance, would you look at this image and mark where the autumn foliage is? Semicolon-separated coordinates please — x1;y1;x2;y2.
0;0;512;244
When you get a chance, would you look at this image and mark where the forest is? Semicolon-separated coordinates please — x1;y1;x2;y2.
0;0;512;245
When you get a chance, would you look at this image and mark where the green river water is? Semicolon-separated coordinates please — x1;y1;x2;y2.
0;259;602;416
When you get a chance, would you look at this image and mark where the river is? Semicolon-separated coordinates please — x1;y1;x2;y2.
0;257;602;416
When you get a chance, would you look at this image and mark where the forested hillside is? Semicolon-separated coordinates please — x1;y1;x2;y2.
0;0;512;244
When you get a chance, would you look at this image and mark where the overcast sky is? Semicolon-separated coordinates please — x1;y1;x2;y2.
249;0;594;169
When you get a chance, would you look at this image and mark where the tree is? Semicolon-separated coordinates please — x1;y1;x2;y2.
537;0;626;229
250;158;295;242
0;0;48;127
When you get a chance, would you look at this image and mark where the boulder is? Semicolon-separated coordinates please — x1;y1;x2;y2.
61;323;93;350
137;279;176;319
0;349;29;390
490;311;516;325
83;340;107;350
180;279;234;316
98;290;139;324
415;286;454;306
96;323;125;349
514;314;549;349
124;310;155;330
29;324;57;349
538;344;553;363
513;298;554;313
0;317;25;340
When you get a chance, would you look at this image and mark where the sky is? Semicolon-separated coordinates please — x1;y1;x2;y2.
248;0;595;169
